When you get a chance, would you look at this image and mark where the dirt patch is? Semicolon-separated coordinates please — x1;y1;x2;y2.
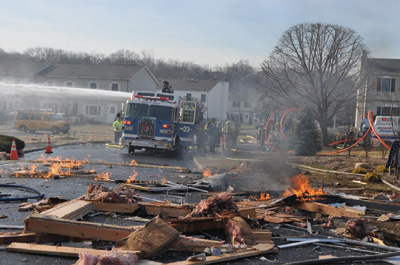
295;155;387;173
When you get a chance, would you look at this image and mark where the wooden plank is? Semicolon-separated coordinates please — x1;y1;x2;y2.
25;214;142;242
39;197;93;220
165;243;277;265
92;201;140;213
238;207;257;219
295;201;363;218
139;202;193;218
0;232;85;245
167;217;225;233
251;230;272;244
170;236;224;252
6;243;160;265
7;242;112;257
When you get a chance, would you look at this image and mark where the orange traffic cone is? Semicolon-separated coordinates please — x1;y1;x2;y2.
10;139;18;160
45;135;53;154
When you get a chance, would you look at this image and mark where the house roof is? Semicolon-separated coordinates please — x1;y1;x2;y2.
367;58;400;74
37;64;144;80
159;79;221;92
0;61;50;76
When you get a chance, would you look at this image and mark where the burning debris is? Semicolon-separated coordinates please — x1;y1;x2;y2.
84;184;141;203
190;172;237;191
187;192;238;218
282;173;326;200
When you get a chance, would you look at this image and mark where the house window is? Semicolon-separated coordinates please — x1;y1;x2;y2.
89;82;97;89
85;105;102;116
186;93;192;101
201;94;206;102
244;102;251;108
377;106;400;116
111;83;119;91
66;81;73;87
232;101;239;107
377;77;395;92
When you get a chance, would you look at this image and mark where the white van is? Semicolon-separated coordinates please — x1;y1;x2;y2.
372;116;399;140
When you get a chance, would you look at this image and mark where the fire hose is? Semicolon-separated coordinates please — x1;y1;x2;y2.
0;184;44;201
264;109;392;155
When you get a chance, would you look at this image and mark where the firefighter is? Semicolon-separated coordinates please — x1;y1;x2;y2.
207;121;219;153
195;121;207;151
222;121;233;149
232;122;240;146
162;80;173;93
112;113;123;144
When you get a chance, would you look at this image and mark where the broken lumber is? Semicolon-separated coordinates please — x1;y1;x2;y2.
164;243;277;265
6;242;120;257
6;243;159;265
24;213;142;242
166;217;225;233
39;198;93;220
170;236;224;252
295;201;363;218
139;201;194;218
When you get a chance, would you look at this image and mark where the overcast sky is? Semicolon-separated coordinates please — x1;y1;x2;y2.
1;0;399;68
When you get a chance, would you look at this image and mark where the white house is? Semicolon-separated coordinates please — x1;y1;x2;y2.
157;79;229;121
356;58;400;130
0;61;159;93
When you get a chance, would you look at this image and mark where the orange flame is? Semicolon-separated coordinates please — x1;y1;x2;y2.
256;192;271;201
203;168;213;178
161;178;168;184
46;163;62;178
95;172;111;181
29;164;38;174
126;169;138;183
130;160;138;166
282;174;326;200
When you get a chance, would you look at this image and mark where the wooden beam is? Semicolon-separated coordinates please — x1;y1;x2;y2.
166;217;225;233
165;243;277;265
170;236;224;252
7;242;113;257
295;201;363;218
39;197;93;220
6;243;160;265
251;230;272;244
25;214;142;242
139;202;193;218
92;201;140;213
0;232;85;245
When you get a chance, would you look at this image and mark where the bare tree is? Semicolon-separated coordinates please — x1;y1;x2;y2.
259;23;368;145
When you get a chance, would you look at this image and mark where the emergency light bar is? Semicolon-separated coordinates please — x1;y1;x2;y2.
133;95;171;102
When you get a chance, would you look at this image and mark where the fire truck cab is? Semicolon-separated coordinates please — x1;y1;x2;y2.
120;91;196;153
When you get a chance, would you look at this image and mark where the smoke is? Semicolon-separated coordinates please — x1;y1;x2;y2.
231;151;299;193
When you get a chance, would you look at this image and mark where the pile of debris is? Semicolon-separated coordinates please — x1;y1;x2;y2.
2;172;400;264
